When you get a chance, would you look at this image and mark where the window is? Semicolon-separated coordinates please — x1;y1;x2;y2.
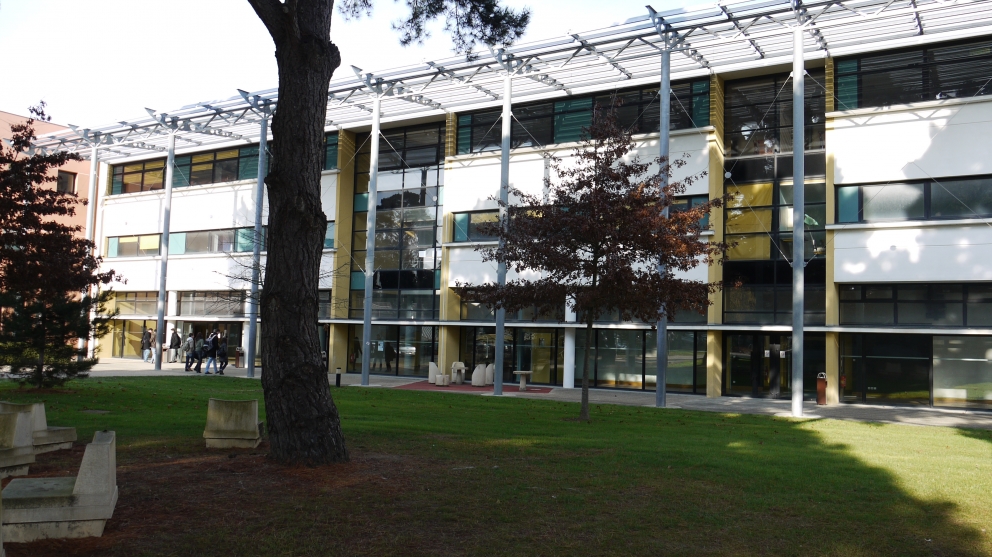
453;211;498;242
835;37;992;110
324;133;338;171
104;292;157;315
318;290;333;319
837;175;992;223
670;195;710;229
456;80;710;154
56;171;76;194
723;260;825;325
724;71;825;157
724;181;827;262
350;122;444;320
110;160;165;195
838;283;992;327
323;222;335;249
106;234;160;257
168;228;264;255
177;291;245;316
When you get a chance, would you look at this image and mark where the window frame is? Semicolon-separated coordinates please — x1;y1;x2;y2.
836;174;992;224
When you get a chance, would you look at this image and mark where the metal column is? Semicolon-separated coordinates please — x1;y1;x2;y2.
655;46;671;408
154;132;176;370
791;26;806;417
80;145;99;358
361;94;383;386
246;116;268;379
494;71;512;397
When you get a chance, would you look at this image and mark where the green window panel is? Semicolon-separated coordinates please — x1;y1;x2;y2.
553;98;592;144
106;237;119;258
351;271;365;290
457;115;472;154
169;232;187;255
354;193;369;212
324;222;335;249
453;213;469;242
238;146;260;181
691;80;710;127
324;134;338;170
235;228;255;252
837;187;860;223
434;271;441;290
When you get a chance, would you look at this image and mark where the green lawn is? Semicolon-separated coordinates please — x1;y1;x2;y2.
1;377;990;556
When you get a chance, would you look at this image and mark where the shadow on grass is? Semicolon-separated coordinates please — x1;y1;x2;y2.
0;380;987;556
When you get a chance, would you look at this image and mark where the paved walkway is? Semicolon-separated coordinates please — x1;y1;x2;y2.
89;359;992;431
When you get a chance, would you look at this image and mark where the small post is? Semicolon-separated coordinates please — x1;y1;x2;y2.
154;132;176;370
792;25;806;417
247;115;268;379
336;367;342;387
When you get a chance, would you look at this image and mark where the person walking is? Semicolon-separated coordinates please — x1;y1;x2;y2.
141;328;152;363
203;330;219;375
193;332;205;373
217;333;228;375
149;330;158;366
183;333;195;371
169;328;182;363
385;341;396;372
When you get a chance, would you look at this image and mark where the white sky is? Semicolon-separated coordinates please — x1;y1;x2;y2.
0;0;685;128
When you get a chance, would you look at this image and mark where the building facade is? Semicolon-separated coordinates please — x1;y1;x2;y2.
85;22;992;410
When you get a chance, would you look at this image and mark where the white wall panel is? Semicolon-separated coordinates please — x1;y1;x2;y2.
102;259;159;292
320;172;338;219
101;197;162;237
831;98;992;184
833;223;992;282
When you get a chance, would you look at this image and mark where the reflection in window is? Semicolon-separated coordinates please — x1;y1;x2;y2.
839;283;992;327
178;291;245;316
453;211;499;242
106;234;160;257
837;175;992;223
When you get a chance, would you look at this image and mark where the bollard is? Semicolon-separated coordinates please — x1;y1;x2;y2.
816;372;827;406
335;367;342;388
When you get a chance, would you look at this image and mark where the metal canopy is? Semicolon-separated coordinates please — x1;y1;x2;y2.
32;0;992;161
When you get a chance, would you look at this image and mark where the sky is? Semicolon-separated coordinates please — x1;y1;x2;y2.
0;0;686;129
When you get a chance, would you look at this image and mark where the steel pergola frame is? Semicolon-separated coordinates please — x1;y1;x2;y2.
29;0;992;161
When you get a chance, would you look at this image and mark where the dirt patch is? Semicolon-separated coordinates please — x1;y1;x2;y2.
3;443;415;557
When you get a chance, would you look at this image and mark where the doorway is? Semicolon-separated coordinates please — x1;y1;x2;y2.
726;334;792;397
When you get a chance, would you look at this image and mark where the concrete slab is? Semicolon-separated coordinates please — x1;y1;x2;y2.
0;412;35;479
203;399;262;449
0;402;77;454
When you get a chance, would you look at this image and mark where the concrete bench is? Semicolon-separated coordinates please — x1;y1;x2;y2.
2;430;118;542
203;399;264;449
513;370;533;392
0;402;77;454
0;411;35;479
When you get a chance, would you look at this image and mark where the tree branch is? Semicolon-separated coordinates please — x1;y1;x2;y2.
247;0;287;43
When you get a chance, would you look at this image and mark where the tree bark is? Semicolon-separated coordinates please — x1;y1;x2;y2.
248;0;347;465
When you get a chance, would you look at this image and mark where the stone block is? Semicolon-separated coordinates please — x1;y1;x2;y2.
203;399;263;449
2;431;118;542
0;402;77;454
0;412;36;479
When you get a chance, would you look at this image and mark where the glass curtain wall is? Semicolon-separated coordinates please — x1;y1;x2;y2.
350;122;444;320
723;71;827;326
459;327;564;386
575;329;707;393
725;333;824;398
346;324;438;376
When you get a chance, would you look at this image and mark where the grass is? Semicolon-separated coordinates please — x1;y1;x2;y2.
1;376;990;556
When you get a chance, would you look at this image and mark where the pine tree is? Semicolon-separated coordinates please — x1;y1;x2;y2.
0;105;120;388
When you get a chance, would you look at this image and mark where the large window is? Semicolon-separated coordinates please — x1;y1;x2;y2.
106;234;160;258
452;211;498;242
104;292;158;315
835;37;992;110
837;175;992;223
56;171;76;194
109;132;338;195
459;326;565;386
724;260;826;326
346;324;438;376
839;283;992;327
456;80;710;154
724;71;825;158
177;291;245;316
169;228;264;255
574;329;707;392
350;122;444;320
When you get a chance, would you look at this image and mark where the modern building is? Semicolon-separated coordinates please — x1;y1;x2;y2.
31;0;992;409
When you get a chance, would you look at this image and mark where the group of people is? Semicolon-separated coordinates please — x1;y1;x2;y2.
182;330;229;375
140;328;229;375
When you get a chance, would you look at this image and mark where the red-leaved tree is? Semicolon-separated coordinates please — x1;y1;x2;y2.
464;107;725;421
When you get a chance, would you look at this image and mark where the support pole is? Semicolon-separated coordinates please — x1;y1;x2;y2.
361;94;383;386
154;132;176;370
655;46;671;408
791;26;806;417
247;116;268;379
494;71;512;397
79;145;99;358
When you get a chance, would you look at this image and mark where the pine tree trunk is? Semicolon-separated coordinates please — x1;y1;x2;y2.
249;0;347;465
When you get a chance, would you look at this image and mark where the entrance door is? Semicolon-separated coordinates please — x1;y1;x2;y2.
726;334;792;398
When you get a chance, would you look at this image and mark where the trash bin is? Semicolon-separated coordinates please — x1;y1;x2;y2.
816;372;827;405
235;347;243;368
